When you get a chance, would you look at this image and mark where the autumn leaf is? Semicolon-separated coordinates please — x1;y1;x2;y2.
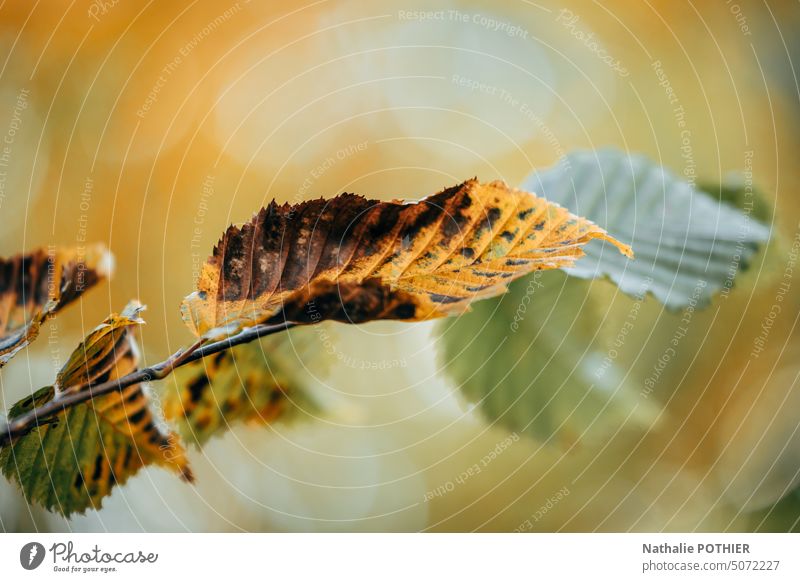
181;179;633;337
163;327;323;445
0;302;192;516
0;244;113;367
440;159;772;443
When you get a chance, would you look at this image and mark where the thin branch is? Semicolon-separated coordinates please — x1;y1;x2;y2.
0;321;298;447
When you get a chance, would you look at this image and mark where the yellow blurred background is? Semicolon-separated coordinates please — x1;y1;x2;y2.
1;0;799;531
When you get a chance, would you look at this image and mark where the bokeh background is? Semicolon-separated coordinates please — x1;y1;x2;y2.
1;0;799;532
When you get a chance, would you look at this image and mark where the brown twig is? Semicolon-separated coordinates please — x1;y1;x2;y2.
0;321;297;447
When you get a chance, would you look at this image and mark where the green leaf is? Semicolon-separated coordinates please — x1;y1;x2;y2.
745;487;800;532
439;271;660;442
163;327;323;446
699;175;772;223
523;150;770;309
441;154;773;442
0;302;192;517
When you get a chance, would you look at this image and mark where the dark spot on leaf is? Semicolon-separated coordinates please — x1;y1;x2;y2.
187;375;210;404
428;293;462;304
128;408;147;426
393;303;416;319
123;444;133;469
477;207;502;233
125;389;143;404
92;454;104;481
518;208;534;220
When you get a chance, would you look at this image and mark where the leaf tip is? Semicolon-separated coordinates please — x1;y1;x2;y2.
592;231;634;260
178;464;195;484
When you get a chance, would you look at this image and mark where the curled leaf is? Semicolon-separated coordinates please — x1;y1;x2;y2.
0;302;192;516
0;244;113;367
182;179;632;336
524;150;770;308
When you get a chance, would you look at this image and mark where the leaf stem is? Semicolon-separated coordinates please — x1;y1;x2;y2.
0;321;297;447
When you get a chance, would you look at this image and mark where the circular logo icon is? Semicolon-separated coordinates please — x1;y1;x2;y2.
19;542;46;570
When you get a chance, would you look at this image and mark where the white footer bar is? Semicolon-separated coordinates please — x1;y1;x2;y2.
1;533;797;581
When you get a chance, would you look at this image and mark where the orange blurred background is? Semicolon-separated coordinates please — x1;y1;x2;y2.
1;0;799;532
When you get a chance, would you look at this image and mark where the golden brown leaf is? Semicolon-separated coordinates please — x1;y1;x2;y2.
181;179;632;336
0;244;113;367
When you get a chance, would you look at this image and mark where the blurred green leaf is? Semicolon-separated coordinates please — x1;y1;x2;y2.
439;270;660;442
746;487;800;532
699;175;773;223
441;153;773;441
162;327;325;446
523;150;770;309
